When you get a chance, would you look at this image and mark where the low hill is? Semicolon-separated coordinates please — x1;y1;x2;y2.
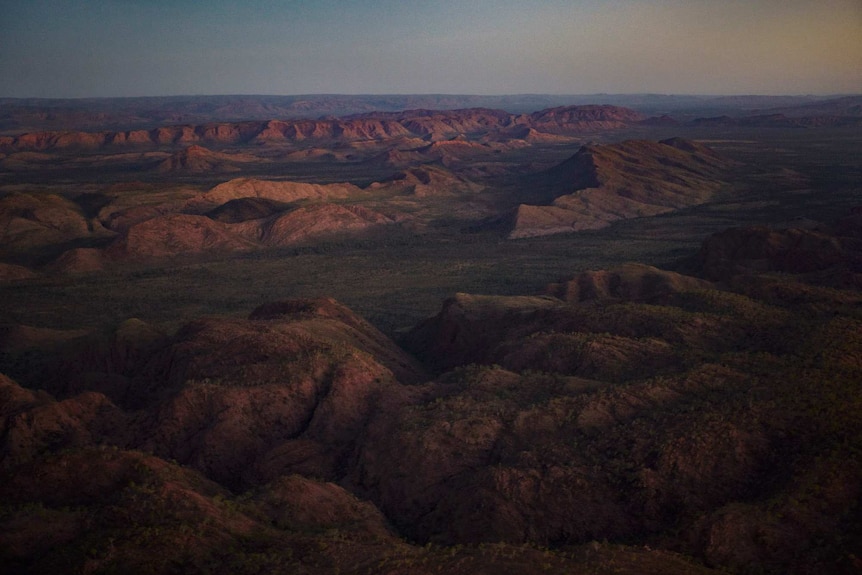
369;164;484;198
102;202;394;260
546;262;713;303
508;138;738;238
260;204;394;246
2;224;861;573
0;192;96;255
155;144;259;173
205;197;291;223
527;104;646;132
200;177;360;206
693;213;862;288
105;213;259;259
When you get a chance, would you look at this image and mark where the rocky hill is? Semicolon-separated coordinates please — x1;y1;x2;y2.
1;216;860;574
155;145;259;173
0;192;104;257
200;177;360;206
508;138;738;238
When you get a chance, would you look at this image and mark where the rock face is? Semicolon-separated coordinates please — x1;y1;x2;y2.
509;138;737;239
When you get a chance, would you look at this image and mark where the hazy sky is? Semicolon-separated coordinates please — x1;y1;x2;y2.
1;0;860;98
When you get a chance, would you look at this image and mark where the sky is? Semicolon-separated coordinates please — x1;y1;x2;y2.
1;0;860;98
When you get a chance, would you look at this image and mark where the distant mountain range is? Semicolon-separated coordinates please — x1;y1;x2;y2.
1;93;859;133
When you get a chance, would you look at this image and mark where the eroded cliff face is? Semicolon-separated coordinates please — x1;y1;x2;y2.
0;105;646;153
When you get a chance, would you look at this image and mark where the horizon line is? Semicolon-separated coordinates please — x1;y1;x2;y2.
2;92;860;102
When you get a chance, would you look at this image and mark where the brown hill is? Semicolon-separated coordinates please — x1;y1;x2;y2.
547;263;713;303
509;138;738;239
0;130;111;150
402;293;567;372
1;263;860;574
365;147;429;167
105;213;258;259
0;324;90;373
99;202;185;233
690;112;862;129
694;219;862;288
0;151;58;171
128;297;426;487
0;262;38;281
370;164;484;198
76;199;393;262
0;192;93;254
0;438;717;574
253;117;412;143
205;197;290;223
509;203;604;237
414;138;496;165
260;204;394;246
527;105;646;132
281;147;351;162
357;258;862;573
484;125;575;144
155;144;259;173
0;375;126;471
379;108;516;140
45;247;105;274
200;177;360;206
